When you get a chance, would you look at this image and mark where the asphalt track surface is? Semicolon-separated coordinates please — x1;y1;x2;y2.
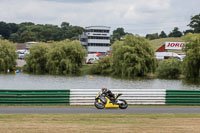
0;107;200;114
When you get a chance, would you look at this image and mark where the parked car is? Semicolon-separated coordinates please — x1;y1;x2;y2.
155;52;183;61
16;49;29;59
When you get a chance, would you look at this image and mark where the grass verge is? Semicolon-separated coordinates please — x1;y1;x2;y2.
0;113;200;133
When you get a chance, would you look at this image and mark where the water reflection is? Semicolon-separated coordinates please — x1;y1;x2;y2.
182;79;200;90
0;73;200;90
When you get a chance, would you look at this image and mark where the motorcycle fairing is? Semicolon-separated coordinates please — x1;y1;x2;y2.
105;97;119;108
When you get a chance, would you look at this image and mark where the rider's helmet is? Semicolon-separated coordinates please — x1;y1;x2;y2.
102;88;107;93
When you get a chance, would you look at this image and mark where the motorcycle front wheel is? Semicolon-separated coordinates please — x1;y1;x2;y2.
94;100;105;109
118;99;128;109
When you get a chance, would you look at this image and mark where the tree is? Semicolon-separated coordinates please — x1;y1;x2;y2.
19;30;36;42
145;33;159;40
24;43;50;74
156;58;182;79
0;21;10;39
188;13;200;33
168;27;183;37
9;33;19;42
64;26;84;40
112;34;157;78
61;22;70;30
182;33;200;79
0;40;17;72
159;31;167;38
111;27;126;43
46;40;87;75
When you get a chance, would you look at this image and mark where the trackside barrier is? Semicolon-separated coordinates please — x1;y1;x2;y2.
0;90;70;105
166;90;200;105
70;89;166;105
1;89;199;105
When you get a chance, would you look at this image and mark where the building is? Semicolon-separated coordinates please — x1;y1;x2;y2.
79;26;111;54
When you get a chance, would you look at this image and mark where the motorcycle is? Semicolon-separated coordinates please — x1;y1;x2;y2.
94;92;128;109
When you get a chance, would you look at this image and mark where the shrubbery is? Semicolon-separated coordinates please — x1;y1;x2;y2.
0;40;17;72
90;34;157;78
156;58;182;79
182;33;200;79
91;56;112;75
24;39;87;75
111;34;157;78
46;40;87;75
23;43;49;74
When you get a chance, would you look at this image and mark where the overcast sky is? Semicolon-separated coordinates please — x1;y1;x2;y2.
0;0;200;36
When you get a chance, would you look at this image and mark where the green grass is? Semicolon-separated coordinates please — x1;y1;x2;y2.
80;64;94;75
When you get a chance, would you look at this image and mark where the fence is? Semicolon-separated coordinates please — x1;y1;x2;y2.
70;89;166;105
166;90;200;105
0;89;200;105
0;89;70;105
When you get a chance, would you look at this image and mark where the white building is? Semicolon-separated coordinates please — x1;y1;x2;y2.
79;26;111;54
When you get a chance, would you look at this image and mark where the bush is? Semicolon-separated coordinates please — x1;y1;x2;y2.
182;33;200;79
46;40;87;75
91;56;112;75
112;34;157;78
24;43;49;74
156;58;182;79
0;40;17;72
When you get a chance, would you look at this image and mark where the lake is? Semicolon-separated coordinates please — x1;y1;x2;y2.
0;73;200;90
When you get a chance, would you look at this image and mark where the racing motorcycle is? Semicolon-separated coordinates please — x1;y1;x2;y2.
94;92;128;109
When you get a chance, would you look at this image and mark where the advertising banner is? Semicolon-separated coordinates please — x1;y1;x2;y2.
165;42;185;50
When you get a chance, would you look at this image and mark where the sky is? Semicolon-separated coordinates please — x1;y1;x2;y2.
0;0;200;36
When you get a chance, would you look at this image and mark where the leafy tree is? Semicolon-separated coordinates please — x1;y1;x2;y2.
111;27;126;43
7;23;19;34
188;13;200;33
145;33;159;40
64;26;84;40
0;21;84;43
168;27;183;37
9;33;19;42
46;40;87;75
112;34;157;78
19;30;36;42
24;43;50;74
20;22;35;26
61;22;70;30
0;21;10;39
182;33;200;79
159;31;167;38
156;58;182;79
0;40;17;72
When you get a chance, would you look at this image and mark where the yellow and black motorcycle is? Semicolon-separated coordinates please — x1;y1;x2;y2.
94;92;128;109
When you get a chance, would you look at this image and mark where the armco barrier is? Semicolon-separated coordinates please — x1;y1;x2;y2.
1;89;199;105
70;89;166;105
0;90;70;105
166;90;200;105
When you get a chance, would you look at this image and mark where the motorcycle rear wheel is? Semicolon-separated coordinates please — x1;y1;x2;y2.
94;100;105;109
118;99;128;109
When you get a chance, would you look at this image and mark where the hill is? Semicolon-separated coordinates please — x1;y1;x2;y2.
149;37;184;51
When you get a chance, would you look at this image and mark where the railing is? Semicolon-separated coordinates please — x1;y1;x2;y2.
0;90;70;105
1;89;200;105
70;89;166;105
166;90;200;105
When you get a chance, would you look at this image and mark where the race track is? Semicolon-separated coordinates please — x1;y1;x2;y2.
0;107;200;114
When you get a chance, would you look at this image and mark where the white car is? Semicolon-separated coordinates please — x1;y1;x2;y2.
155;52;183;61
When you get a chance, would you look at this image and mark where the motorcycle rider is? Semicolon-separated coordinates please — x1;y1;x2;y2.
101;88;116;103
